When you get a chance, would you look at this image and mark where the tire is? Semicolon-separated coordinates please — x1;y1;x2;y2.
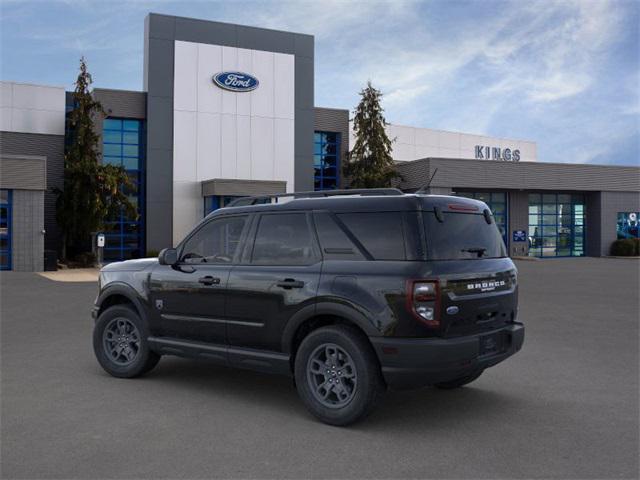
434;370;483;389
294;325;384;426
93;304;160;378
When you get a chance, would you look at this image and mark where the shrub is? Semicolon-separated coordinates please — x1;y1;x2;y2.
610;238;640;256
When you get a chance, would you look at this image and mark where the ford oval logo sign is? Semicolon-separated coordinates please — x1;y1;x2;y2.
212;72;259;92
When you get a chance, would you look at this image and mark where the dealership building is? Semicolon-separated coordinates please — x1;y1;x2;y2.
1;13;639;271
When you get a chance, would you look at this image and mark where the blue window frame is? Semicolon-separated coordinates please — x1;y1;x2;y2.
204;196;221;215
101;118;145;261
454;191;508;246
314;131;340;191
527;193;585;257
0;189;12;270
204;196;244;216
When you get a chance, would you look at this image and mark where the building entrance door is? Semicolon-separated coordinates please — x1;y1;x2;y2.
527;193;585;257
0;190;12;270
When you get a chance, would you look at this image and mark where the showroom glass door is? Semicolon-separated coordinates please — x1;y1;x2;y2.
0;189;12;270
528;193;585;257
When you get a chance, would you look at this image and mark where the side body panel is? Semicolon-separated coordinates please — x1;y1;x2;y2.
315;260;428;337
226;263;321;351
147;264;231;344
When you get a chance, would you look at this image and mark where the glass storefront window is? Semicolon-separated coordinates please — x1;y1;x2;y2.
314;131;340;191
102;118;145;262
528;193;585;257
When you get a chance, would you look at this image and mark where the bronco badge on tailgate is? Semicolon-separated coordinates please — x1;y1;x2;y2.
466;280;506;292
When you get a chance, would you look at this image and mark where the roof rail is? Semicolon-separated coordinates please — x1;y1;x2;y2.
225;188;404;208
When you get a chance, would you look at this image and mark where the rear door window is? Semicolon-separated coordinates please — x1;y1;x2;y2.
313;212;365;260
423;212;507;260
251;213;319;265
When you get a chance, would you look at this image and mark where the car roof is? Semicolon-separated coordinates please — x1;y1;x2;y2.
207;194;489;218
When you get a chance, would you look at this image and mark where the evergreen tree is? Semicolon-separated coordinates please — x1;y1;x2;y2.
55;57;135;260
345;81;398;188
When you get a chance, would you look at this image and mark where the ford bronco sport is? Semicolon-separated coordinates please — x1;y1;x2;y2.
92;189;524;426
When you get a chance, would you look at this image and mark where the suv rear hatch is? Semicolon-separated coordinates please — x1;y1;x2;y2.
420;204;518;339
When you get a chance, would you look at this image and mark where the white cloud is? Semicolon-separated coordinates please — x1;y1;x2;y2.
1;0;636;165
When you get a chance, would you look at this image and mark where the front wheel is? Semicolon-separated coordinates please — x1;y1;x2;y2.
93;305;160;378
434;370;484;389
294;325;384;426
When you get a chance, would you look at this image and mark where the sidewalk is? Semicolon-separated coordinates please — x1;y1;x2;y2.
37;268;99;282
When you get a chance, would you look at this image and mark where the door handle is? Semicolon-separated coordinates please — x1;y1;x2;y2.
198;276;221;286
276;278;305;289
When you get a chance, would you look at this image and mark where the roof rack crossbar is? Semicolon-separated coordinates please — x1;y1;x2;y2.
225;188;404;207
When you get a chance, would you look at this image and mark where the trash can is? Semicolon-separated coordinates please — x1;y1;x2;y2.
44;250;57;271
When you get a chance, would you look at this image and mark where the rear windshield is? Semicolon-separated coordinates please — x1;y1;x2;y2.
423;212;507;260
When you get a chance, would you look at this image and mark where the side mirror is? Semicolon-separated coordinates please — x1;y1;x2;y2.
158;248;178;266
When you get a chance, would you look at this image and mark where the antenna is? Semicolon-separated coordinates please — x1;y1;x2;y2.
415;167;438;194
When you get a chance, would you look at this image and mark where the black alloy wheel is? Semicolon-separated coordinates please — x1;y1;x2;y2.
93;305;160;378
102;317;141;366
306;343;358;408
294;325;384;426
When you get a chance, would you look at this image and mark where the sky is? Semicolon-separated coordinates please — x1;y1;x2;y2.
1;0;638;166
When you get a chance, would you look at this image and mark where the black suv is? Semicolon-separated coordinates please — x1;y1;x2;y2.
92;189;524;425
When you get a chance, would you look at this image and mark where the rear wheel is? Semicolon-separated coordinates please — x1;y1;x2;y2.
93;305;160;378
294;325;384;426
434;370;483;389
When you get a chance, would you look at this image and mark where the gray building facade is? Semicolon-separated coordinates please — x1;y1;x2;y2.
143;13;315;251
0;81;65;271
0;153;47;271
0;132;63;255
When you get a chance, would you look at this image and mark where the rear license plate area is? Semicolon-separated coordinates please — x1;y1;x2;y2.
479;332;505;356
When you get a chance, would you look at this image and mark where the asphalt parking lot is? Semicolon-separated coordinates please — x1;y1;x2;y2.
1;258;638;479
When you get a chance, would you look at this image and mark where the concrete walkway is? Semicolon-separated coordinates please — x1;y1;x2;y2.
37;268;99;282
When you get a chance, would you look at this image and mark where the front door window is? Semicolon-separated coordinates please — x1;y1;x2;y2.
181;215;247;264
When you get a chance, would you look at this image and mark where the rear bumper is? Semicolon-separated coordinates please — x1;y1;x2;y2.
370;323;524;390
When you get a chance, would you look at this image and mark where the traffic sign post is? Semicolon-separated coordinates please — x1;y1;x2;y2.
96;233;105;266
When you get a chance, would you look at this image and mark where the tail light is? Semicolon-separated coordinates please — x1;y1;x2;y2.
407;280;440;328
448;203;479;212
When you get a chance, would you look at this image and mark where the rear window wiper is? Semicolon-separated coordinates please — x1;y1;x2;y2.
461;247;487;257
